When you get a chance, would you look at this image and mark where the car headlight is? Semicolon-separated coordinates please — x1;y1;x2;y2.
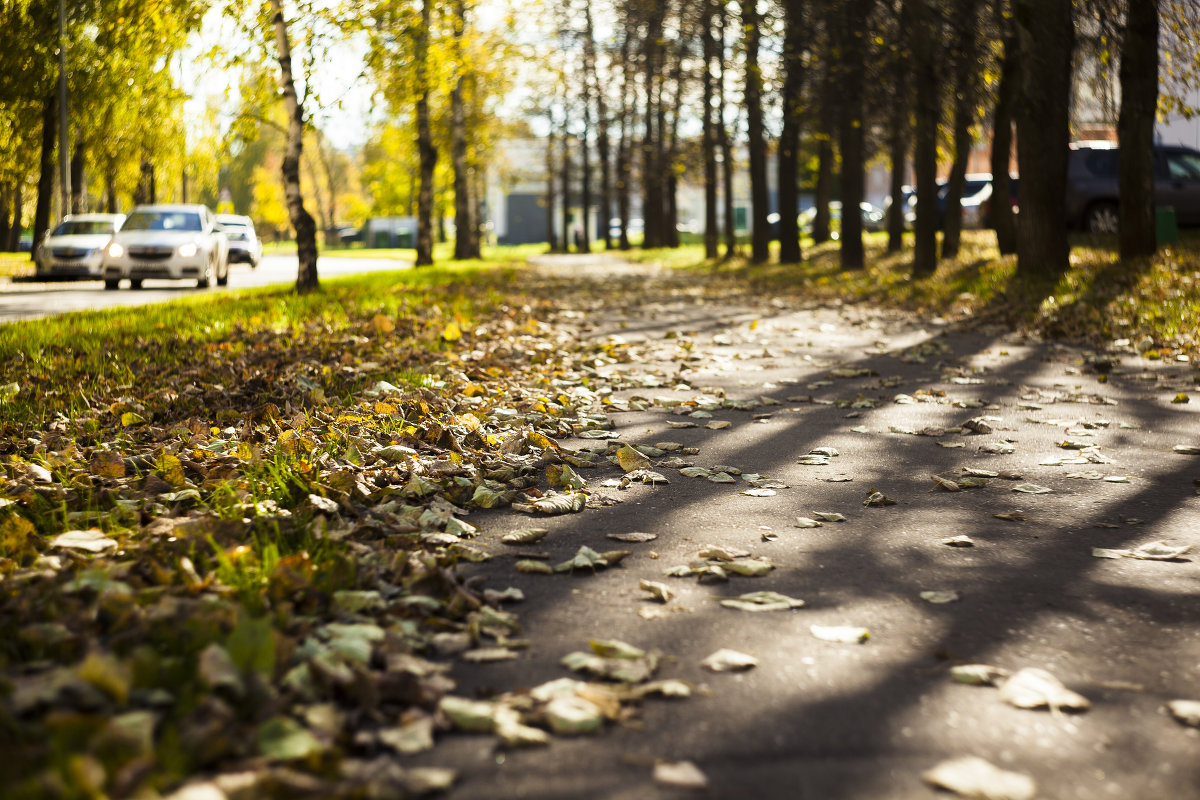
107;242;124;258
178;242;199;258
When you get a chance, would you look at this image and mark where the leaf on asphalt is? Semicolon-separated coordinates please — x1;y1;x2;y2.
621;468;669;486
998;667;1090;712
1011;483;1052;494
439;696;501;733
705;420;732;430
707;472;737;483
979;441;1016;455
1092;541;1190;561
527;492;587;515
608;531;657;543
962;417;994;434
937;441;965;448
795;517;823;528
680;466;711;478
501;527;549;545
942;535;975;547
555;546;608;573
257;716;324;761
666;420;698;429
922;757;1036;800
545;694;605;735
1172;393;1190;404
701;648;758;672
863;490;896;507
799;455;833;466
548;463;587;490
812;511;846;522
515;560;554;574
962;467;999;477
920;590;962;604
377;716;435;755
50;529;118;553
810;625;870;644
951;664;1011;686
1166;699;1200;728
698;544;751;561
741;487;777;497
809;446;839;457
616;444;652;473
719;591;805;612
653;760;709;790
931;475;961;492
561;649;658;683
1173;444;1200;455
993;512;1027;521
640;579;674;603
724;557;774;577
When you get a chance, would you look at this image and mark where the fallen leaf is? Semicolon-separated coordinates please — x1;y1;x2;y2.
50;529;118;553
545;695;605;735
719;591;805;612
608;531;657;543
257;716;324;761
993;512;1027;522
653;760;708;790
920;590;962;604
502;527;550;545
723;557;774;577
812;511;846;522
639;579;673;603
810;625;869;643
697;544;750;561
794;517;823;528
1166;699;1200;728
701;648;758;672
1011;483;1052;494
942;535;975;547
616;444;652;473
705;420;732;430
951;664;1011;686
515;560;554;574
1173;445;1200;455
998;667;1090;712
863;490;895;507
1092;541;1190;561
932;474;961;491
922;756;1036;800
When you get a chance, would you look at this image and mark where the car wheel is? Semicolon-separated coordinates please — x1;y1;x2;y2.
130;278;144;290
196;255;214;289
104;279;120;291
1085;202;1119;234
216;257;229;287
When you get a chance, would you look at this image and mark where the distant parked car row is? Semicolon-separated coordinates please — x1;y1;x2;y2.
1066;141;1200;232
34;206;261;288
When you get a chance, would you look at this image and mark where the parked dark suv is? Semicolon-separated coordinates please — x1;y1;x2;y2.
1066;141;1200;233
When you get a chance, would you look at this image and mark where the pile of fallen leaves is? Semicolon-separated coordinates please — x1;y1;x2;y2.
0;277;658;798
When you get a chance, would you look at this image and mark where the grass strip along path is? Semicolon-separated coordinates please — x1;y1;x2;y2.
0;233;1198;798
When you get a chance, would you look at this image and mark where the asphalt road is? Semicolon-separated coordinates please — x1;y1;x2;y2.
0;252;412;323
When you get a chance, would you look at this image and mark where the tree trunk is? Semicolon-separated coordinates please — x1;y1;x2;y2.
910;0;939;278
642;7;666;249
415;0;437;266
718;4;736;258
33;93;55;261
837;0;871;270
561;128;572;252
1118;0;1158;259
451;0;479;260
546;123;558;250
105;169;118;214
940;0;979;261
70;146;85;213
778;0;805;264
0;184;10;249
8;183;22;252
743;0;769;263
271;0;319;291
133;159;155;205
887;1;912;254
580;79;593;253
702;0;719;260
813;137;832;243
990;25;1018;255
615;24;632;251
1013;0;1073;277
665;37;685;249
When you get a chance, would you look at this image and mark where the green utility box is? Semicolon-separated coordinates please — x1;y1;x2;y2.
1156;206;1178;245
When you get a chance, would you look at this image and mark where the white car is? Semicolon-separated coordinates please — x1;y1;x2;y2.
34;213;126;279
216;213;262;268
101;204;229;290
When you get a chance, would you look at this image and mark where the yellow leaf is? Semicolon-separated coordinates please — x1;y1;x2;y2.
372;314;395;334
0;514;37;561
616;444;651;473
442;322;463;342
374;402;399;415
156;453;187;487
121;412;146;427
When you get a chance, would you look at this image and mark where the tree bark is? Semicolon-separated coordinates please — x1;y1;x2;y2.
586;0;612;250
1118;0;1159;259
546;122;558;250
8;183;22;252
813;136;833;243
451;0;478;259
615;22;633;251
702;0;719;259
270;0;319;291
718;3;736;258
33;93;56;261
70;146;85;213
837;0;871;270
990;24;1018;255
0;184;10;249
743;0;769;263
778;0;805;264
940;0;979;261
887;1;912;254
580;71;593;253
1013;0;1073;277
561;126;572;252
910;0;939;278
415;0;437;266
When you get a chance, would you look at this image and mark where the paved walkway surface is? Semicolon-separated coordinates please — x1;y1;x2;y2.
418;254;1200;799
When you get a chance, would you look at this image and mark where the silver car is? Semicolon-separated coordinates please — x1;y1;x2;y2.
101;204;229;290
34;213;125;279
217;213;262;268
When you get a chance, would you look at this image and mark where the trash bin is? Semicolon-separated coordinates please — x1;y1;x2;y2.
1156;206;1178;245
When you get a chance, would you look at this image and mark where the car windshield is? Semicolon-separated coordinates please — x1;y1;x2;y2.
122;211;203;232
225;229;249;241
51;220;115;236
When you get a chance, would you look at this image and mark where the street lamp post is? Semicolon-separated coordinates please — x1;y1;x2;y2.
57;0;71;218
